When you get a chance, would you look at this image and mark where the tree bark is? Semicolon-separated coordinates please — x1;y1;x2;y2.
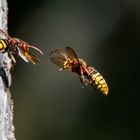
0;0;15;139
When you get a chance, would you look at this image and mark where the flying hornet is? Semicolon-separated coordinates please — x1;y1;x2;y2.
0;29;43;64
49;47;109;95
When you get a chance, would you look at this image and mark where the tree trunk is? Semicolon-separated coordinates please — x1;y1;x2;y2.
0;0;15;139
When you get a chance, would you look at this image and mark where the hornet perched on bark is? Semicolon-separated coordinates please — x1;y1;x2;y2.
0;29;43;64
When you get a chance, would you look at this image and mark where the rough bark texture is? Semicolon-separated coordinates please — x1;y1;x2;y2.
0;0;15;139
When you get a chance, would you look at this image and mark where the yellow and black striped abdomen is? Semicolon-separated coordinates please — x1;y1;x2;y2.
0;39;9;52
91;68;108;95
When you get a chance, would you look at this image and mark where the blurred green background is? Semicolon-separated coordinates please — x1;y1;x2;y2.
7;0;140;140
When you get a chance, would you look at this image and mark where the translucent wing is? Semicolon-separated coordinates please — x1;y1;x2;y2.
25;52;40;64
17;47;39;64
65;46;79;62
49;49;68;67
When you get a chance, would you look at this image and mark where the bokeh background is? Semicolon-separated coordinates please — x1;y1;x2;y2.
7;0;140;140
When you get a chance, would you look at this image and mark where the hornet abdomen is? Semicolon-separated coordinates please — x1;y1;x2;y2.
91;68;108;95
0;39;9;52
